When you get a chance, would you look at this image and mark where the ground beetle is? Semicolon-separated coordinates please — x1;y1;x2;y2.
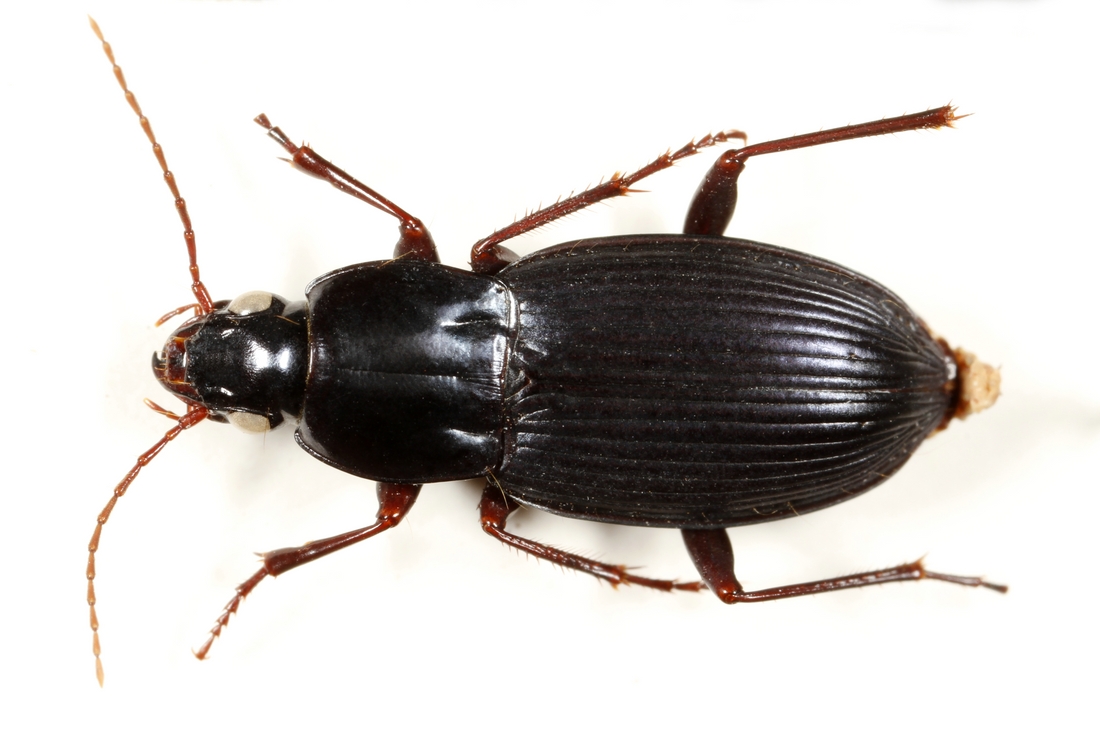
87;19;1004;686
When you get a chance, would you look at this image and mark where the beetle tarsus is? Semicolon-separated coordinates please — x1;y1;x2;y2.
923;569;1009;594
195;566;269;660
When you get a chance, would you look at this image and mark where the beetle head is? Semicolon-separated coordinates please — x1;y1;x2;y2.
153;291;309;431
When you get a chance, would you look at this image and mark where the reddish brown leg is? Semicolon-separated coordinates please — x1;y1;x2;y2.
479;484;705;593
681;527;1007;604
470;129;747;274
684;106;959;236
195;482;421;660
254;114;438;263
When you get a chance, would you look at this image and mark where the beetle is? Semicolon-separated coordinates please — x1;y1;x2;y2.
86;19;1004;686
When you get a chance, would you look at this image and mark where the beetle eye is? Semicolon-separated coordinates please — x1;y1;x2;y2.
227;291;274;315
226;411;272;433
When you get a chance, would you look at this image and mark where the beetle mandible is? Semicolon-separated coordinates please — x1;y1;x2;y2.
86;19;1004;686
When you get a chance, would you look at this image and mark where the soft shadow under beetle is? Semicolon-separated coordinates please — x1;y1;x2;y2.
87;19;1004;686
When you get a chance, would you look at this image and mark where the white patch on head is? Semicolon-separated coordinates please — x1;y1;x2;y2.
227;411;271;433
227;291;274;316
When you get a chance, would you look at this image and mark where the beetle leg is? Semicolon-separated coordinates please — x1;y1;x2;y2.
470;129;748;274
681;527;1008;603
254;114;439;263
194;482;421;660
479;484;705;593
684;106;959;236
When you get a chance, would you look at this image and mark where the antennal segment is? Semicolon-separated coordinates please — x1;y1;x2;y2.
87;404;209;686
89;17;214;314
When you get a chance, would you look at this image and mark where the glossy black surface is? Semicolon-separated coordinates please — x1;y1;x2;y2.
296;260;511;482
496;236;953;528
158;236;953;530
155;296;309;427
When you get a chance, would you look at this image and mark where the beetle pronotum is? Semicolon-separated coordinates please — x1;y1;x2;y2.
87;18;1003;686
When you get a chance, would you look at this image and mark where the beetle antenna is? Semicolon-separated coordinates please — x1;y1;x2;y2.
89;17;214;314
87;404;209;686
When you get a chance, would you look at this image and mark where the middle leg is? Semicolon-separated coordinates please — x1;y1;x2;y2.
479;483;705;593
469;129;746;274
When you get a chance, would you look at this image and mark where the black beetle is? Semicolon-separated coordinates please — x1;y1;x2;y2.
87;19;1003;686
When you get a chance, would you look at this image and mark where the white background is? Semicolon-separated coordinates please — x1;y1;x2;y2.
2;1;1096;730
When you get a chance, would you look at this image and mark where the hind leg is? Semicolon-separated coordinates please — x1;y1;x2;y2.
680;527;1006;603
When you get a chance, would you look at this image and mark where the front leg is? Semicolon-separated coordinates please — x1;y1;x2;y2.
254;114;439;262
195;482;421;659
